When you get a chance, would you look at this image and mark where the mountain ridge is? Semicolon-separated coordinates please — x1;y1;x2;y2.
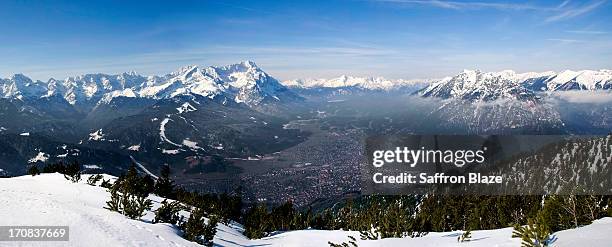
4;66;612;106
0;61;299;109
418;69;612;101
283;75;433;91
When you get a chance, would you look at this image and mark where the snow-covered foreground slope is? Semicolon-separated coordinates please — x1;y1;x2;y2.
1;174;611;247
0;174;203;247
249;218;612;247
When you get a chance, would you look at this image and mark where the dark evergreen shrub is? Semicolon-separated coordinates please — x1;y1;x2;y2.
27;165;39;176
512;214;556;247
201;215;218;247
104;165;153;220
328;236;358;247
458;229;471;242
105;189;122;212
181;207;217;246
63;161;81;183
87;174;103;186
42;162;67;174
122;194;153;219
244;204;269;239
154;164;175;198
154;199;183;225
100;179;112;188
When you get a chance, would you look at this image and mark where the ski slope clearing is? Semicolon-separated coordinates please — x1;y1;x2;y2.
0;174;611;247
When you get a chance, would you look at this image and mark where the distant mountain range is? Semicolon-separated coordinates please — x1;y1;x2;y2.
283;75;433;91
284;69;612;100
3;65;611;107
0;61;299;110
418;69;612;101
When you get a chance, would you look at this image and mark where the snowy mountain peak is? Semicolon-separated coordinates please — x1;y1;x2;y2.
240;60;257;68
1;74;47;99
146;61;298;106
172;65;200;79
10;73;33;84
460;69;479;74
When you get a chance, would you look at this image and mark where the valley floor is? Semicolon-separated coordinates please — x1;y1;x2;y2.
0;174;610;247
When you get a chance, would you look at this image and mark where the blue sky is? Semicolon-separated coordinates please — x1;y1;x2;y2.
1;0;611;80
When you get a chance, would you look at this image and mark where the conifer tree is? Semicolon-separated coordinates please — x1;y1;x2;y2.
104;165;153;220
154;199;183;225
458;229;471;242
154;164;175;198
42;162;66;174
28;165;39;176
181;207;217;246
560;194;579;228
512;214;555;247
244;203;270;239
105;189;122;212
201;215;218;247
270;200;296;231
63;161;81;183
122;194;153;219
607;196;612;217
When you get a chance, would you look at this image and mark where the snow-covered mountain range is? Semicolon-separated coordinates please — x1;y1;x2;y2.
0;61;298;108
4;65;611;107
283;75;432;91
419;69;612;101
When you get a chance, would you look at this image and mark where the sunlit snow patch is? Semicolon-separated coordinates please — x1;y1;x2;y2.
211;143;224;150
162;149;181;154
28;152;49;163
182;139;201;150
88;129;105;141
127;144;141;151
99;88;137;104
176;102;197;114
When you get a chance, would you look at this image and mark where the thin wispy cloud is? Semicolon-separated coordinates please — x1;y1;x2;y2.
376;0;607;23
546;38;584;44
557;0;571;9
374;0;547;10
566;30;608;34
552;90;612;104
219;18;261;26
545;0;607;22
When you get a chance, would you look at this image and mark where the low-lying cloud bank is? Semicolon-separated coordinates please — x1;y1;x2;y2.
550;91;612;104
